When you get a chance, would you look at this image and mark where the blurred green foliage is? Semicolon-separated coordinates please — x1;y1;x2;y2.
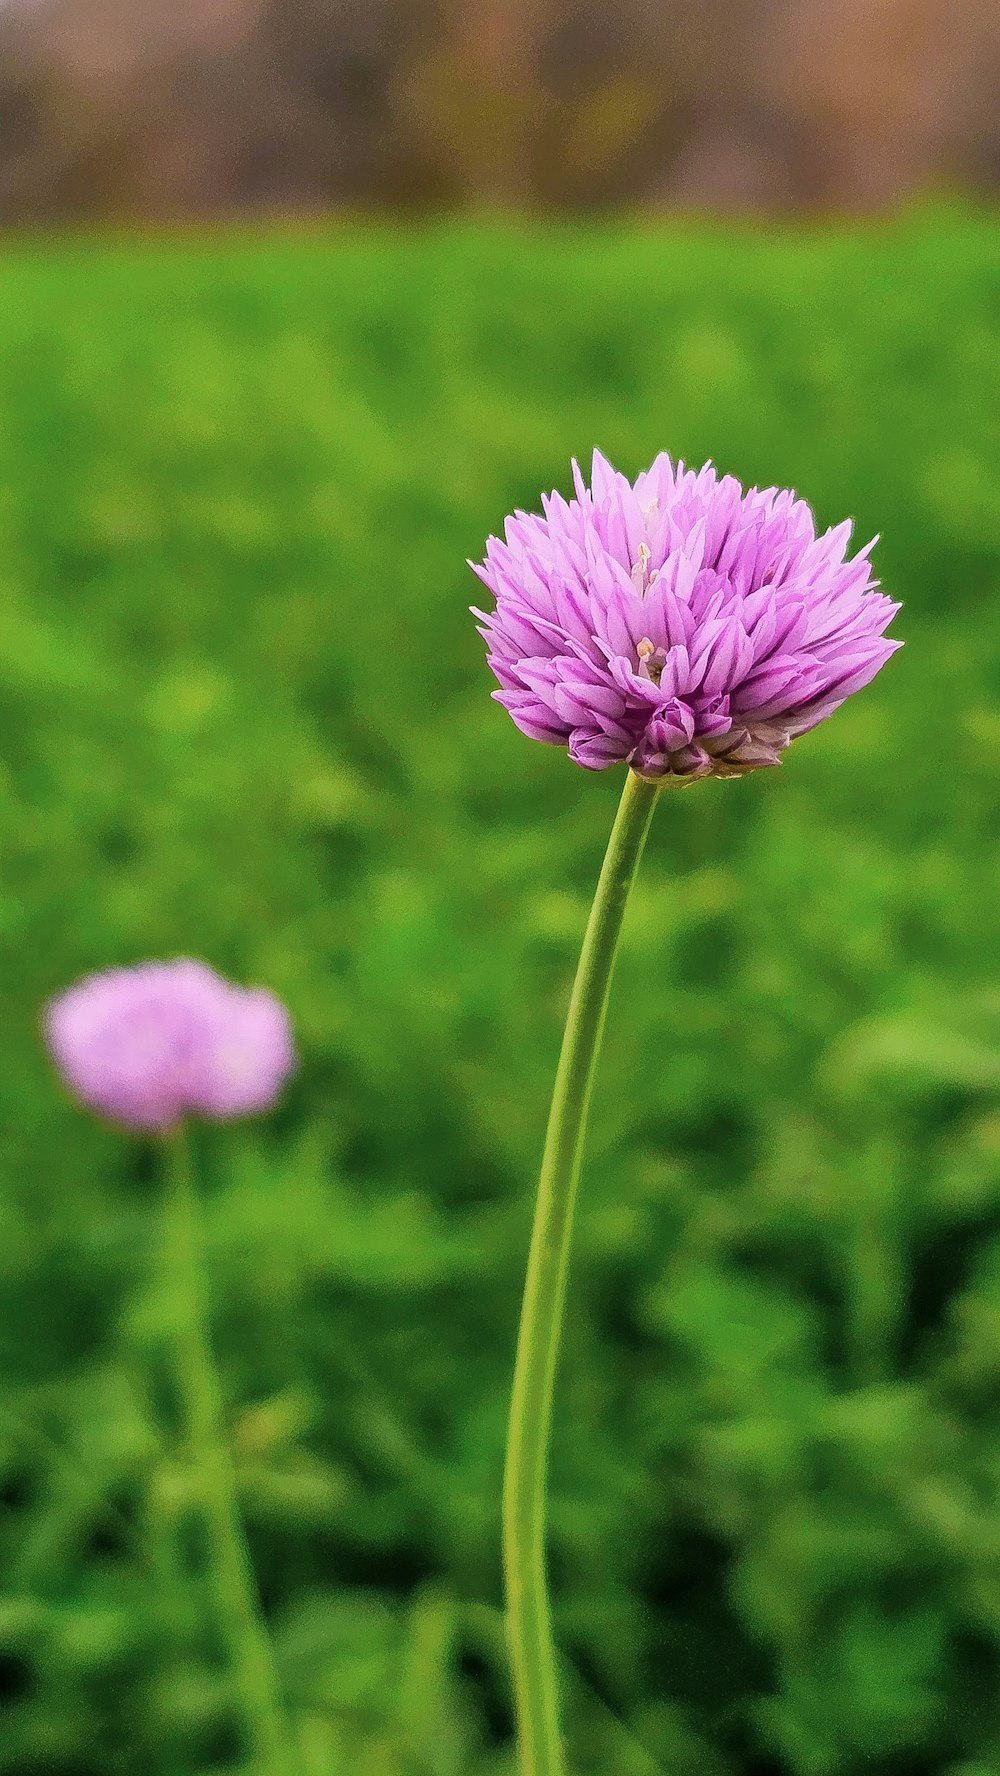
0;205;999;1775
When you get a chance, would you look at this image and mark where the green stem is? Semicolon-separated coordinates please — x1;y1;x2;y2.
502;769;661;1776
161;1125;292;1776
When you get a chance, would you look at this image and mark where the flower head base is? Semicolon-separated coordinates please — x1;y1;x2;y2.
472;451;900;780
44;959;295;1133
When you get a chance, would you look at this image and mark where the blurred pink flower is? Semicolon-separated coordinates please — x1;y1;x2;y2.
44;959;295;1132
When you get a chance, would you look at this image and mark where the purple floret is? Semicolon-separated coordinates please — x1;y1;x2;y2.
472;450;901;780
44;958;295;1132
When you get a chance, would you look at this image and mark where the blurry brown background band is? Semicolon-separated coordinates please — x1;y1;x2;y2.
1;0;998;223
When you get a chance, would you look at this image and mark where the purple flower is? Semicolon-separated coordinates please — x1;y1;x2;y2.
44;959;295;1133
472;451;901;779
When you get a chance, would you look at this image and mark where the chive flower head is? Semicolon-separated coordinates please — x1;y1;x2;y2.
472;451;900;778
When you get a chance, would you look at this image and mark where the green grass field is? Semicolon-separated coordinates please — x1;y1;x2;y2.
1;207;1000;1776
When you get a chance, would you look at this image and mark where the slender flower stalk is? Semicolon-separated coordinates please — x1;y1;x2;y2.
502;770;660;1776
163;1124;293;1776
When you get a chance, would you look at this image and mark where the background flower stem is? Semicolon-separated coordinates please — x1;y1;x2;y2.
502;769;661;1776
162;1124;293;1776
